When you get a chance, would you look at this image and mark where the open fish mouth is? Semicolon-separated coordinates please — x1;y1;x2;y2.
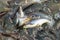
23;19;54;28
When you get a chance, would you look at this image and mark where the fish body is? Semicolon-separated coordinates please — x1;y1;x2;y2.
23;19;51;28
23;12;55;28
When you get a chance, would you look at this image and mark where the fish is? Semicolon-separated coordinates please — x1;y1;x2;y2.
23;19;50;28
23;19;53;28
22;11;55;28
